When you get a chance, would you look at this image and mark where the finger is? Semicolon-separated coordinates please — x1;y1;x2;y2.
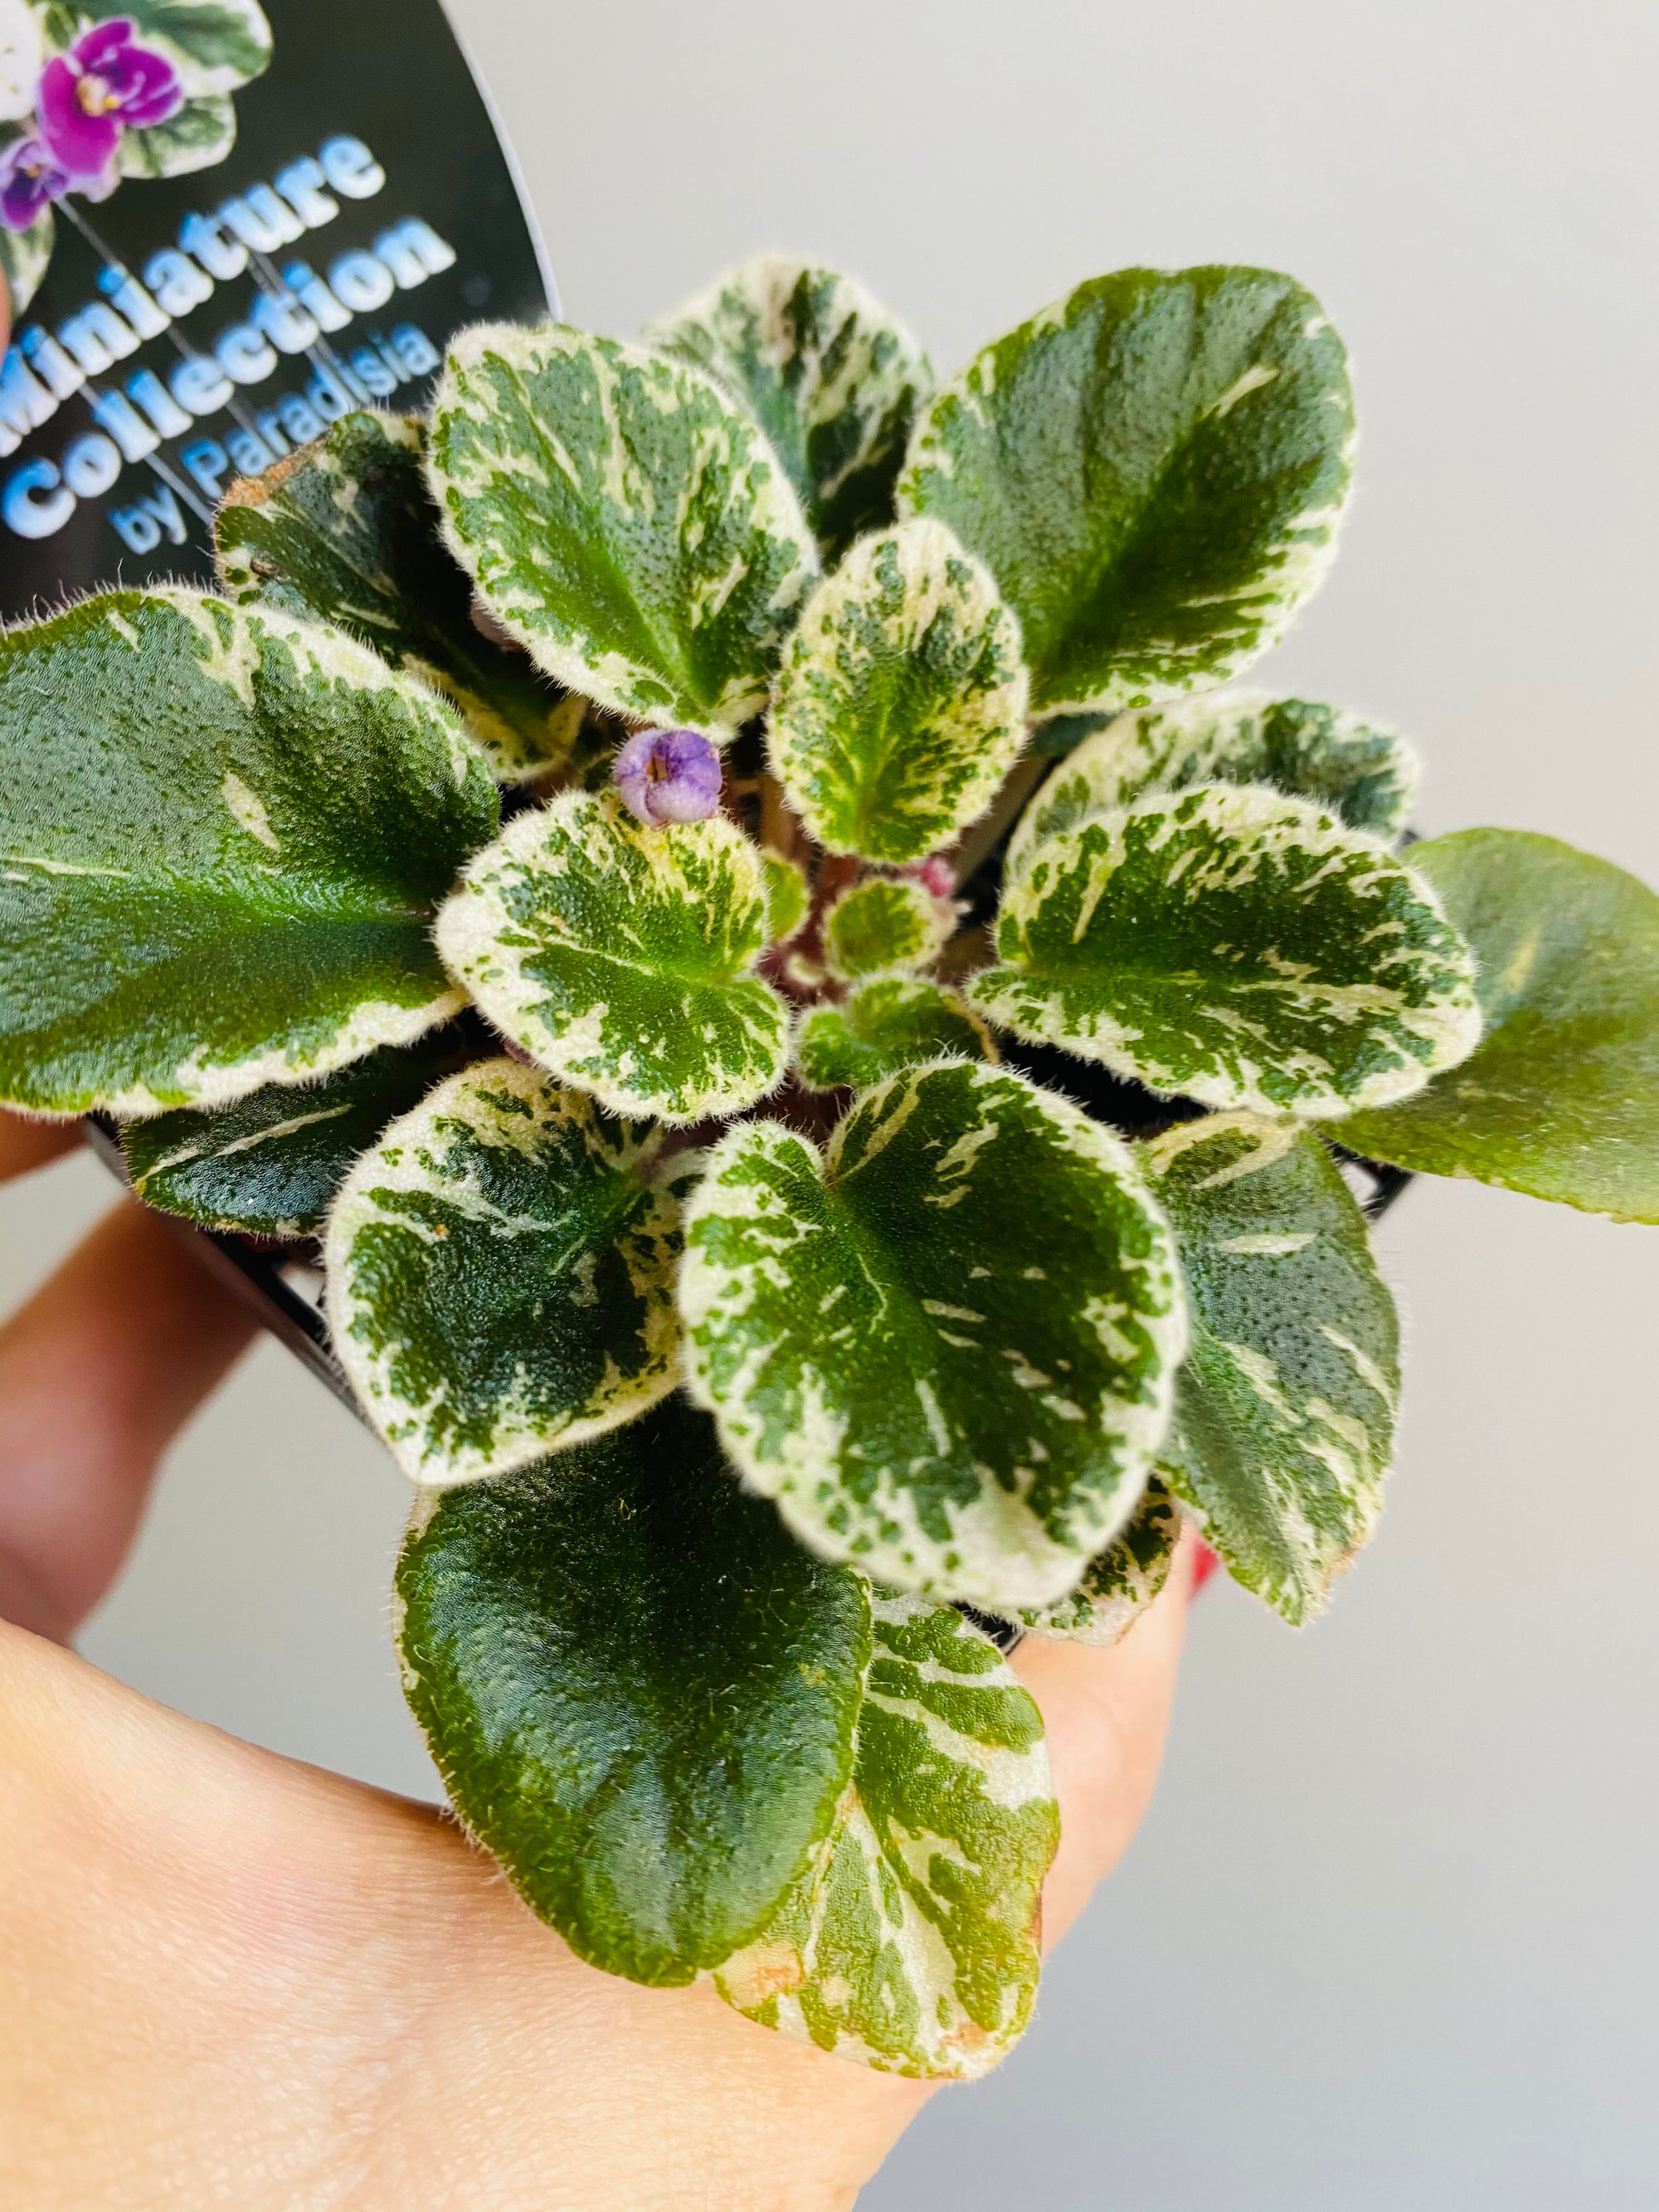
1012;1526;1199;1950
0;1199;255;1643
0;1107;81;1184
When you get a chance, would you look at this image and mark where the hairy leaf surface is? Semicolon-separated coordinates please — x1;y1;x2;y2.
426;323;817;737
217;411;578;780
397;1396;872;1986
435;791;790;1125
768;519;1029;863
327;1060;686;1485
795;979;993;1092
1017;1475;1181;1646
1342;831;1659;1221
681;1058;1186;1608
1008;689;1418;877
651;254;933;565
1143;1112;1399;1623
124;1027;473;1236
761;848;810;942
971;785;1481;1118
0;591;496;1117
898;267;1355;717
821;877;947;981
713;1594;1057;2079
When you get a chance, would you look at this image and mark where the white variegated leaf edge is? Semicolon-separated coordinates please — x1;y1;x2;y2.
977;785;1485;1121
679;1057;1189;1610
432;791;791;1125
30;588;484;1120
323;1058;685;1488
709;1590;1054;2082
425;322;819;740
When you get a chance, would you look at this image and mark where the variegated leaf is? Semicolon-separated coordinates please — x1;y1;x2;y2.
1008;688;1418;878
426;323;818;738
1342;831;1659;1222
326;1060;687;1485
0;591;496;1118
897;267;1355;718
713;1592;1057;2078
435;791;790;1125
124;1027;474;1237
118;92;236;178
821;876;948;981
650;254;933;565
1017;1475;1182;1646
217;411;580;782
58;0;272;95
0;200;51;314
795;978;993;1093
767;518;1029;863
680;1058;1186;1610
971;784;1481;1119
1143;1111;1399;1624
761;848;810;942
396;1395;872;1986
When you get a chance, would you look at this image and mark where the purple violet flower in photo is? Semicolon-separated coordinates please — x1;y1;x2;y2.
614;727;723;826
38;18;182;178
0;134;71;231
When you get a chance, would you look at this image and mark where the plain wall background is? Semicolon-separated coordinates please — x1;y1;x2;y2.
4;1;1658;2202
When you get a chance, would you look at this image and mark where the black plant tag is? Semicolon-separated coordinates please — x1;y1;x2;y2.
0;0;552;619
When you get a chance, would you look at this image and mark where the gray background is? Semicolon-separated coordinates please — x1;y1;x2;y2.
4;0;1657;2202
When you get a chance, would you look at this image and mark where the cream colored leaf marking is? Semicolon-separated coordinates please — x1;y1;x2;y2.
1019;1474;1182;1646
426;323;818;737
821;876;950;981
435;790;790;1125
1009;688;1420;877
326;1059;684;1486
897;267;1356;717
795;977;995;1093
972;784;1481;1119
713;1595;1058;2079
680;1057;1186;1610
768;518;1030;863
650;254;934;564
0;589;498;1117
1141;1110;1399;1623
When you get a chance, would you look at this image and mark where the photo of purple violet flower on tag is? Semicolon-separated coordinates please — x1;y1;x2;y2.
0;0;271;307
37;19;182;182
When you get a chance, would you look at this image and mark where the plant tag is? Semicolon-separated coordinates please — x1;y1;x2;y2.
0;0;552;614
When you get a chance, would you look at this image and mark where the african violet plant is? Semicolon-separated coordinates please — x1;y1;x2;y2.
6;251;1659;2081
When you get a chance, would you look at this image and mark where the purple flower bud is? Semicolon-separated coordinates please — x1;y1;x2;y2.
614;727;722;827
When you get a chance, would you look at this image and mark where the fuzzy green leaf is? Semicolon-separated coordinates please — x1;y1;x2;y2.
821;877;947;982
761;848;810;942
767;518;1029;863
0;591;496;1118
795;978;993;1092
396;1395;872;1986
435;792;790;1125
124;1028;474;1237
216;412;580;781
426;324;818;738
971;784;1481;1119
326;1060;687;1485
1143;1112;1399;1624
898;267;1355;718
1008;688;1418;878
650;254;933;566
681;1058;1185;1609
1017;1474;1181;1646
714;1593;1057;2079
1341;831;1659;1222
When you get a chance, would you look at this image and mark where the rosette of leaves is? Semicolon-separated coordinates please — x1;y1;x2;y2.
6;247;1659;2083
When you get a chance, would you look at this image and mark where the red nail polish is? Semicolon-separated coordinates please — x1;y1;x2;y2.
1190;1540;1220;1597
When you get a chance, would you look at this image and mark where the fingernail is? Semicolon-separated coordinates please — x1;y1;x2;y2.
1190;1540;1220;1597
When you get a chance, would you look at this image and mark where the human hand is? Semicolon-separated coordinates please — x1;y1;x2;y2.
0;1104;1198;2210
